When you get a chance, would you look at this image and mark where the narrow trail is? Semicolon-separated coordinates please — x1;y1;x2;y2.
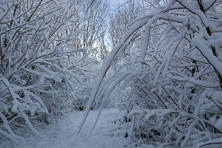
14;108;130;148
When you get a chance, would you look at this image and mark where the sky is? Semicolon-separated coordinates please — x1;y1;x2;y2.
107;0;126;10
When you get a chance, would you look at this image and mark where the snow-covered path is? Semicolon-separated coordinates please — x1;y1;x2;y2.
10;108;130;148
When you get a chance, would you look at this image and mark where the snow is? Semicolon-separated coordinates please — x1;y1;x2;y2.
196;10;209;27
1;0;222;147
215;118;222;131
140;144;155;148
191;35;222;76
204;38;222;46
181;120;197;148
212;91;222;105
0;0;15;4
1;109;130;148
196;137;222;148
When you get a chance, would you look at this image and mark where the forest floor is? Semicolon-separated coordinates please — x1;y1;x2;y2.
1;108;132;148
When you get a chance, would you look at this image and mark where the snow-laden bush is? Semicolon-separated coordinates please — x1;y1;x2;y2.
79;0;222;147
0;0;103;142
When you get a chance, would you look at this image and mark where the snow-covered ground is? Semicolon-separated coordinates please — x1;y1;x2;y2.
1;108;130;148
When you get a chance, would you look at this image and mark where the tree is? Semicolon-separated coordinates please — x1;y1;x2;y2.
108;0;141;47
68;0;109;49
0;0;104;142
79;0;222;147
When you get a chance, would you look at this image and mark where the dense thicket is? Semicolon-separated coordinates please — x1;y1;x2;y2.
0;0;108;142
1;0;222;147
81;0;222;147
